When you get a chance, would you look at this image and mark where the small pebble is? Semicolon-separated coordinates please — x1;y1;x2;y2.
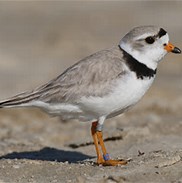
13;165;20;169
7;160;11;164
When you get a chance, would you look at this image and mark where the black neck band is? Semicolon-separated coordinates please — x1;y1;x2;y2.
118;45;157;79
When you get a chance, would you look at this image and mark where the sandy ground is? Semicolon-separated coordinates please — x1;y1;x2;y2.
0;2;182;183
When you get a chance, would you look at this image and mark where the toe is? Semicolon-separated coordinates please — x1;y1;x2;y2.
102;159;127;166
97;157;105;165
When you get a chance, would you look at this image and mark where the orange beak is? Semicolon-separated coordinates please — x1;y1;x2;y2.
164;42;181;54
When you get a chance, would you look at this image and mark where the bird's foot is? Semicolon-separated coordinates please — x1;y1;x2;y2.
102;159;127;166
97;154;127;166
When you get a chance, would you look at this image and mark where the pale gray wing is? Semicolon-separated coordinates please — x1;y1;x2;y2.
36;46;127;103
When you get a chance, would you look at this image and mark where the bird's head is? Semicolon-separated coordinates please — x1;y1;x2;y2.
119;26;181;70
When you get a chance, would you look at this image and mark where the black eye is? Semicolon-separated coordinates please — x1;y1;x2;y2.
145;36;155;44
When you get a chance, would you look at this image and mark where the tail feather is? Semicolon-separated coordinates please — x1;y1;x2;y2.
0;91;41;108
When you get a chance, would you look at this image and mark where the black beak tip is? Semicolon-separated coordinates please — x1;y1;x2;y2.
172;47;181;54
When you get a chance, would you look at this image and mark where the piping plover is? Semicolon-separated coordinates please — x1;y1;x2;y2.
0;26;181;166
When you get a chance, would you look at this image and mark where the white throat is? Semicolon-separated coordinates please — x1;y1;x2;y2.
120;42;158;70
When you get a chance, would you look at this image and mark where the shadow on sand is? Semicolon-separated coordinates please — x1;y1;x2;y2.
0;147;94;163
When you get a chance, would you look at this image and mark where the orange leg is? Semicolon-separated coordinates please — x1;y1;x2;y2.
91;122;104;164
91;121;127;166
96;131;127;166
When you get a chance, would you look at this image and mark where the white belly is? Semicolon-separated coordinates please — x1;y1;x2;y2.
31;73;154;122
78;73;154;120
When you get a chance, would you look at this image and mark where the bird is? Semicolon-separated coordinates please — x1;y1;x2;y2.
0;26;181;166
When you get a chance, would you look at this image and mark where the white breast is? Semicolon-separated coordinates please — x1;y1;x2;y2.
79;72;154;120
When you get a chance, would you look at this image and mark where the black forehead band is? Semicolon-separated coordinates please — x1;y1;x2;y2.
157;28;167;38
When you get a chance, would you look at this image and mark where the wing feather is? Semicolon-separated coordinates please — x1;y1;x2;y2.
0;46;127;108
37;46;127;103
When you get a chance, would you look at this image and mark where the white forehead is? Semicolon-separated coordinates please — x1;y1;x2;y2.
160;33;169;43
